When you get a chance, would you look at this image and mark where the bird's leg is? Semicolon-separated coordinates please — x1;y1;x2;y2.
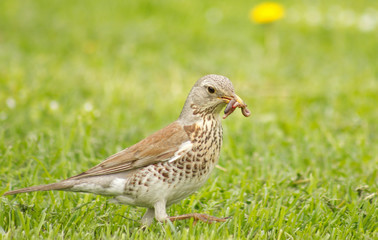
167;213;230;224
141;208;155;226
154;201;168;222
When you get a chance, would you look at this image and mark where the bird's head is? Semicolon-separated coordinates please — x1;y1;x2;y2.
179;74;249;124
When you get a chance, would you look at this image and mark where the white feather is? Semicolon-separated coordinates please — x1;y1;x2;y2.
168;140;192;162
71;178;127;195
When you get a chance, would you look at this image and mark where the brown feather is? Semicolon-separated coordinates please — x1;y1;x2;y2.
68;121;190;180
3;182;73;196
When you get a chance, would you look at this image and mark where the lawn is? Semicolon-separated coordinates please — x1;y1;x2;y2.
0;0;377;239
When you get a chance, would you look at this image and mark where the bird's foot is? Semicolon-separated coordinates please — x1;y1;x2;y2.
167;213;230;224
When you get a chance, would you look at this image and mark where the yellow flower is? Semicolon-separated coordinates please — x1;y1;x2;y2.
250;2;285;24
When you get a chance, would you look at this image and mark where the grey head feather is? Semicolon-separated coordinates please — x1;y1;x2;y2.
178;74;235;125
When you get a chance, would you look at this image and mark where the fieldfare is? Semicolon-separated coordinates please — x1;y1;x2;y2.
3;74;250;225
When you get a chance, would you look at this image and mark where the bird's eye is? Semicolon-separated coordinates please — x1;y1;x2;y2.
207;86;215;94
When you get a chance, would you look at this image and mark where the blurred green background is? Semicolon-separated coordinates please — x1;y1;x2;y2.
0;0;377;239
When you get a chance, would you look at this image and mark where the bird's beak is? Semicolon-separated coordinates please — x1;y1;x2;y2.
219;94;246;107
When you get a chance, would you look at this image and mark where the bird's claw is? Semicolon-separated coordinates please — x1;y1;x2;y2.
167;213;231;225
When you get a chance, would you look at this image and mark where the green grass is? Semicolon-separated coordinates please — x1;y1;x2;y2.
0;0;377;239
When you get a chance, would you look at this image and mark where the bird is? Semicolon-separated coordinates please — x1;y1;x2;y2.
3;74;250;225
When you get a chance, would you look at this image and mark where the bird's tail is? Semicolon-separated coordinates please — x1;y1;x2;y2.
3;181;72;196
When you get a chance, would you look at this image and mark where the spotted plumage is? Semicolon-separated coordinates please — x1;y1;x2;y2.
3;74;250;225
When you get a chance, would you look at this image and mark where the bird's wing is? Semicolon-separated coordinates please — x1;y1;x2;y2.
68;121;196;180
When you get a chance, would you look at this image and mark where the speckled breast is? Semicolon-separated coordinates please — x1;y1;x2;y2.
121;115;223;207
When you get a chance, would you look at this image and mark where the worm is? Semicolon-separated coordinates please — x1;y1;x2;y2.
241;106;251;117
223;99;251;119
224;99;237;115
